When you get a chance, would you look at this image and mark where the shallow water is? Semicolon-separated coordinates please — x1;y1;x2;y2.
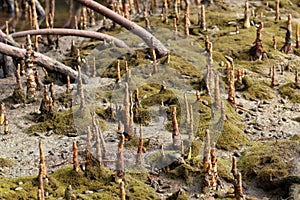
0;1;69;33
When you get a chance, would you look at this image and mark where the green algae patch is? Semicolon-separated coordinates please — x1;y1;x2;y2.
242;78;275;100
27;109;76;135
238;140;300;187
0;164;160;200
217;157;234;182
169;156;233;185
0;157;14;168
195;99;248;151
167;189;189;200
0;176;39;200
278;82;300;103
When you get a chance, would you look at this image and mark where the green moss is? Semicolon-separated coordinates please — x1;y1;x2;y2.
290;134;300;141
238;140;300;187
169;163;199;184
27;109;76;135
196;99;248;151
167;189;189;200
217;158;234;182
242;79;275;100
190;140;202;157
278;82;300;103
0;164;160;200
0;157;14;168
217;120;248;151
125;136;150;149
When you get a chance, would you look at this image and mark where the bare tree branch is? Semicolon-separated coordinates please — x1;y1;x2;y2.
0;42;88;82
10;28;129;48
75;0;169;56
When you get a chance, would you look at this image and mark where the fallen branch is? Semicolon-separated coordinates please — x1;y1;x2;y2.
0;30;19;47
10;28;129;48
0;42;88;82
75;0;169;57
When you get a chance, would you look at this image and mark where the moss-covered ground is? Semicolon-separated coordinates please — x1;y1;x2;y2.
3;0;300;199
238;138;300;188
0;165;160;200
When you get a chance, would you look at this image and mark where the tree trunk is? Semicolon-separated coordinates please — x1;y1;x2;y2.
75;0;169;57
10;28;129;48
0;42;88;82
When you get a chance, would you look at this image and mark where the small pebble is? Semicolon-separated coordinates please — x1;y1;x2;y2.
83;190;94;194
15;187;23;191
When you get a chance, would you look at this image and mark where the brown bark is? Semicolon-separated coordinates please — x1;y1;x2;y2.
11;28;129;48
0;42;87;82
39;140;48;178
116;60;121;83
275;0;280;21
16;63;23;90
50;82;55;102
123;83;130;137
116;134;125;183
73;141;81;172
120;181;126;200
0;102;4;126
271;65;276;87
243;0;250;29
235;172;245;200
4;116;9;134
75;0;169;56
37;164;45;200
66;75;71;93
171;106;181;148
128;92;134;138
200;5;207;31
231;156;237;179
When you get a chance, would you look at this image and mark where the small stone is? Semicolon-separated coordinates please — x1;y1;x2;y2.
249;111;257;116
249;97;258;102
258;104;265;108
33;132;41;137
262;100;270;104
11;104;21;109
83;190;94;194
238;110;244;115
15;187;23;191
279;99;286;104
18;181;23;185
258;108;264;112
46;130;54;136
282;117;287;122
